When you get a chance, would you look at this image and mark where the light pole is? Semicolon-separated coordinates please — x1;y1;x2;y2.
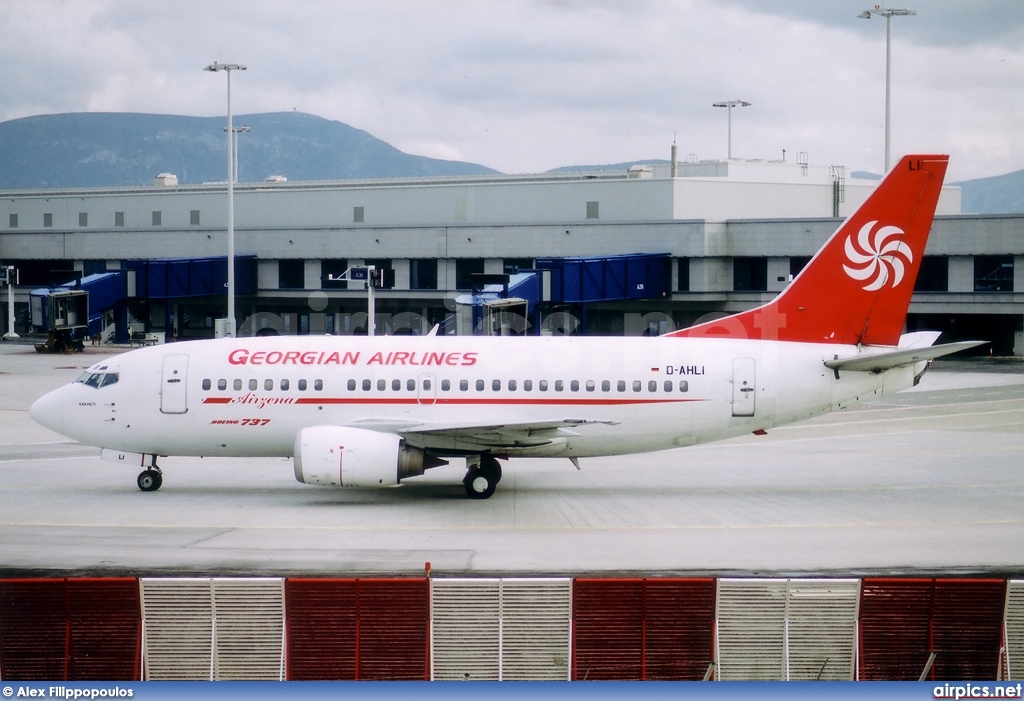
225;125;251;183
858;6;916;173
204;61;247;337
712;100;751;159
2;266;18;340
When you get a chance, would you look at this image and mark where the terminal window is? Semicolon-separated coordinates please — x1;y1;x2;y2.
115;212;125;227
410;259;437;290
455;259;485;290
278;259;305;290
79;213;88;227
734;257;768;292
353;206;364;223
586;201;599;219
190;210;201;225
8;214;16;228
152;211;162;226
321;259;348;289
974;255;1014;292
915;256;949;292
676;257;690;291
43;213;53;227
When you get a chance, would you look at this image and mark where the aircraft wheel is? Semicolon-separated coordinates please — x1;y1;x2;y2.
480;455;502;485
137;469;162;492
463;467;496;499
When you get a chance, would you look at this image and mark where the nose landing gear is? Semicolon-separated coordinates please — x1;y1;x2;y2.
463;455;502;499
137;461;163;492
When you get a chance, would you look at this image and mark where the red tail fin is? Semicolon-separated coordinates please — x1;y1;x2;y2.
669;154;949;345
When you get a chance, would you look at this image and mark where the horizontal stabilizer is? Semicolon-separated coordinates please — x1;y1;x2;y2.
824;341;986;373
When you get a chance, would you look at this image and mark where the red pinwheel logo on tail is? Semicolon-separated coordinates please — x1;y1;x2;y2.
843;220;913;291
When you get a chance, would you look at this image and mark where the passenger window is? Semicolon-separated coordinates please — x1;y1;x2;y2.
314;379;323;391
299;379;307;391
539;380;548;392
508;380;517;391
441;379;451;391
392;379;401;391
601;380;610;392
460;379;469;391
407;379;416;391
664;380;673;392
476;380;485;391
264;379;273;391
218;379;227;391
202;379;212;391
633;380;642;392
586;380;595;392
570;380;579;392
362;379;371;391
281;379;290;391
523;380;532;391
377;379;386;391
249;379;258;391
648;380;657;392
347;379;356;391
234;379;242;391
617;380;626;392
679;380;689;392
422;379;431;391
492;379;501;391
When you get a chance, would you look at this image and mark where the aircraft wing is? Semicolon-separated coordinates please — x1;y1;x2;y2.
346;417;618;451
824;340;986;373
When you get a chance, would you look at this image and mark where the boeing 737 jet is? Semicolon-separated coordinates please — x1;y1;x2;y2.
30;154;981;498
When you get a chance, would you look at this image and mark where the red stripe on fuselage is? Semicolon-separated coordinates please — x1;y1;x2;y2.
202;396;705;407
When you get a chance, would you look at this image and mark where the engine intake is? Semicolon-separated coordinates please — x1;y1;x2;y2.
293;425;438;487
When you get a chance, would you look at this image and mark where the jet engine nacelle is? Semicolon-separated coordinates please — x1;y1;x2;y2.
293;425;429;487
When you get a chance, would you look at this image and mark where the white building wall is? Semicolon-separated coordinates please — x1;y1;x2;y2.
303;260;320;290
948;256;975;293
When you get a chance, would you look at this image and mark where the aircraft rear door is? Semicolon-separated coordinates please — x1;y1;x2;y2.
417;373;437;405
160;354;189;414
731;357;756;417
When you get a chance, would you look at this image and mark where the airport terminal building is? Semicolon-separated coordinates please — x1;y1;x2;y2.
2;158;1022;353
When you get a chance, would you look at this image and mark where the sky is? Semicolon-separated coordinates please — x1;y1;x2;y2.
2;0;1023;182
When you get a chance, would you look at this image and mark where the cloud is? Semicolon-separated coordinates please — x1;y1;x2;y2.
0;0;1022;181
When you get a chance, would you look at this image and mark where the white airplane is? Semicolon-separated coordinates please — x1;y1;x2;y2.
30;154;981;499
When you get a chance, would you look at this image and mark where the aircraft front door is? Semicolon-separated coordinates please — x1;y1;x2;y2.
732;357;756;417
160;354;189;414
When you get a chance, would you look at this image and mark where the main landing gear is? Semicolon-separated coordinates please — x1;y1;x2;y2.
137;461;163;492
463;455;502;499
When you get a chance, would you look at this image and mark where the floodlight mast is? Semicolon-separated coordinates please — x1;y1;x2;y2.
712;100;751;159
204;61;247;337
858;7;916;172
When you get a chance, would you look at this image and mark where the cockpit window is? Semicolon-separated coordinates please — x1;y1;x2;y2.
76;371;118;389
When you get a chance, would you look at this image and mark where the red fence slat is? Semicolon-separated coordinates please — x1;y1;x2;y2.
285;579;358;680
931;580;1005;681
67;579;140;681
644;579;716;680
573;579;643;680
0;580;67;680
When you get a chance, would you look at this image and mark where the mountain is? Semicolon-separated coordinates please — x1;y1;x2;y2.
0;112;498;188
954;168;1024;215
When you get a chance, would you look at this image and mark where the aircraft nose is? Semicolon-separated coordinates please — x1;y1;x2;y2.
29;389;64;435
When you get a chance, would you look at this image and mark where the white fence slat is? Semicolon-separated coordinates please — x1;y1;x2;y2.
212;578;285;681
716;579;788;680
1005;581;1024;680
431;579;500;680
787;580;859;680
500;579;572;681
140;578;213;681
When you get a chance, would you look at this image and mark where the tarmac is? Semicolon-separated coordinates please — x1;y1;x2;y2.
1;341;1023;579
